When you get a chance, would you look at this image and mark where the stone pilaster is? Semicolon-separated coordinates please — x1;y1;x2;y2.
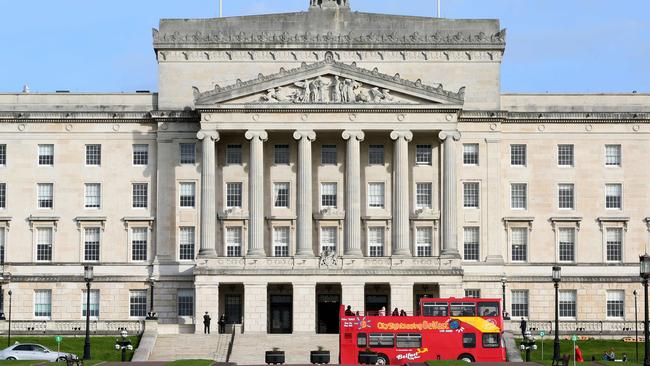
390;283;414;315
243;283;267;333
439;131;462;258
390;130;413;256
342;283;365;314
245;130;268;257
293;130;316;257
292;283;316;333
485;138;504;263
194;276;219;334
197;130;219;258
342;130;365;256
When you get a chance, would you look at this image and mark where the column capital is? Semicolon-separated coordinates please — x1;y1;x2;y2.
342;130;365;141
196;130;220;141
438;130;461;141
390;130;413;142
293;130;316;141
245;130;268;141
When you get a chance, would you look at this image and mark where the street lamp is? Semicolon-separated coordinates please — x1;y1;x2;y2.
146;275;157;320
635;289;639;363
6;290;11;348
639;254;650;366
83;265;94;361
114;330;133;362
552;265;561;364
501;276;510;320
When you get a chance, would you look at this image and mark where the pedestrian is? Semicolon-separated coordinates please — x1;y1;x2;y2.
392;308;399;316
575;345;584;363
203;311;211;334
400;309;407;316
378;306;386;316
345;305;354;316
218;313;226;334
519;317;527;338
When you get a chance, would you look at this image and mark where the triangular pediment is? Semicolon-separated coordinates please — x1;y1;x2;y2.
194;55;465;107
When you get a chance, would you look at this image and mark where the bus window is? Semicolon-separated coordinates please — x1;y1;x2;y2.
462;333;476;348
396;333;422;348
478;302;499;317
482;333;500;348
451;302;476;316
423;302;448;316
369;333;395;348
357;333;367;347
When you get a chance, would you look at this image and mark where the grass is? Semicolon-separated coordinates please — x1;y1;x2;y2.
0;335;140;362
425;361;475;366
519;338;643;365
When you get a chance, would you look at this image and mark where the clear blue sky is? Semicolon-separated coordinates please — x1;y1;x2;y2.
1;0;648;93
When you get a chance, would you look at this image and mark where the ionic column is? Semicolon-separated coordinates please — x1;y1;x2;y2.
390;130;413;256
197;130;219;258
342;130;365;256
245;130;268;257
439;131;461;258
293;130;317;257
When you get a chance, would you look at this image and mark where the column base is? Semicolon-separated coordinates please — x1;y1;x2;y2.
295;251;315;257
343;249;363;257
246;249;266;257
197;249;218;258
392;249;411;257
485;255;505;264
440;249;461;259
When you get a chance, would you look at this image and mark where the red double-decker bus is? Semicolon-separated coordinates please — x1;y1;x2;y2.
339;298;506;364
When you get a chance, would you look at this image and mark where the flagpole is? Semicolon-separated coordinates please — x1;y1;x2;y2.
437;0;441;18
219;0;223;17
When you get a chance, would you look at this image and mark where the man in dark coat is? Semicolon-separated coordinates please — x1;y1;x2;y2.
203;312;211;334
519;317;527;338
218;313;227;334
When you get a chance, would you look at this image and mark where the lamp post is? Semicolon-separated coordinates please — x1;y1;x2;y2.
639;254;650;366
0;275;5;320
635;289;639;363
83;265;94;360
114;330;133;362
146;275;157;320
501;276;510;320
552;265;561;364
6;289;11;348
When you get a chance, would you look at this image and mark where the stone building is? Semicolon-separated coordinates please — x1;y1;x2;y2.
0;0;648;339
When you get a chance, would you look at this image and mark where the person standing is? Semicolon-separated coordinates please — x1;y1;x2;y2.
203;312;211;334
519;317;527;338
218;314;226;334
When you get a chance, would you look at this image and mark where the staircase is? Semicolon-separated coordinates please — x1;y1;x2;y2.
229;333;339;365
148;333;232;361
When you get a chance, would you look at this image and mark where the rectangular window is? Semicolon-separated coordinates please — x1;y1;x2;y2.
606;290;624;318
84;227;100;261
416;183;432;209
511;183;527;210
179;227;195;260
36;227;53;261
369;333;395;348
321;145;337;165
464;289;481;298
274;144;290;164
226;227;242;257
511;290;529;317
368;227;384;257
0;227;5;263
482;334;500;348
129;290;147;317
368;145;385;165
558;144;574;166
606;228;623;262
462;334;476;348
605;145;621;166
37;183;54;209
558;228;575;262
559;290;577;318
320;227;337;253
132;183;148;208
558;184;574;209
396;333;422;348
0;144;5;165
605;184;622;209
463;227;479;261
463;182;479;208
34;290;52;319
226;182;242;208
273;182;290;208
82;289;100;318
367;183;385;208
321;183;337;208
0;183;5;209
273;227;290;257
415;144;432;165
38;144;54;166
133;144;148;166
84;183;101;209
179;143;196;164
178;289;194;316
85;144;101;166
463;144;479;165
226;144;242;165
416;227;432;257
179;182;196;208
511;227;528;262
510;144;527;166
131;227;148;261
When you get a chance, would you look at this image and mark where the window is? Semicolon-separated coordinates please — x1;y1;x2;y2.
463;144;479;165
423;302;449;316
558;228;575;262
178;289;194;316
511;227;528;262
511;183;527;210
558;184;574;209
226;144;242;164
605;184;622;209
320;227;337;253
34;290;52;319
510;144;527;166
368;227;384;257
129;290;147;317
38;144;54;166
274;182;290;208
416;145;432;165
478;302;499;317
226;183;242;208
369;333;394;348
82;290;100;318
133;144;148;165
179;182;196;208
416;183;432;209
85;144;101;166
84;227;100;261
368;145;384;165
321;183;337;208
558;144;574;166
180;143;196;164
367;183;385;208
463;182;479;208
0;227;5;263
462;334;476;348
226;227;242;257
451;302;476;316
84;183;101;209
605;145;621;166
0;144;5;165
482;334;500;348
273;227;290;257
606;290;624;318
131;227;148;261
463;227;479;261
132;183;148;208
357;333;367;348
511;290;529;317
37;183;53;209
396;334;422;348
36;227;53;261
179;227;195;260
416;227;432;257
559;290;577;318
321;145;337;165
606;228;623;262
0;183;5;209
274;144;290;164
464;289;481;298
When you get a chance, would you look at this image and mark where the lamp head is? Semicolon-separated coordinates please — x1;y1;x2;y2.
501;276;507;285
552;265;561;283
120;330;128;338
634;289;638;296
84;265;94;282
640;254;650;278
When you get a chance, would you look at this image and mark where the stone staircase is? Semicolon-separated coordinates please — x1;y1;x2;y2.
229;333;339;365
148;333;232;361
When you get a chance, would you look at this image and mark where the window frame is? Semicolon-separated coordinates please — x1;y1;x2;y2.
34;289;52;320
605;227;623;263
557;144;574;167
558;183;575;210
179;182;196;208
605;183;622;210
84;183;101;209
368;144;385;165
37;144;54;166
510;226;529;263
273;182;290;208
558;290;577;320
367;226;385;257
463;143;479;165
511;289;529;318
463;182;480;209
605;144;622;167
415;144;432;165
272;226;290;257
83;226;101;262
178;226;196;261
129;289;148;318
225;182;243;208
177;289;195;317
367;182;385;209
85;144;102;166
321;144;337;165
225;226;243;257
463;226;480;261
320;226;337;254
415;182;432;209
510;144;527;166
132;144;149;166
37;183;54;209
81;289;100;319
510;183;527;210
0;182;6;209
415;226;433;257
130;226;149;262
273;144;290;165
35;226;54;262
320;182;338;209
179;143;196;165
0;144;5;166
132;183;149;209
225;144;243;165
557;227;576;263
606;290;625;319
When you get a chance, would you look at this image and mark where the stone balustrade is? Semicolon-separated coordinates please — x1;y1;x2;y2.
0;320;144;336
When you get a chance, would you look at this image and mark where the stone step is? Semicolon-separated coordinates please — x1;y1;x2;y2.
229;333;339;365
148;333;232;361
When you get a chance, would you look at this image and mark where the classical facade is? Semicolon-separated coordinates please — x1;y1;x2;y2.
0;0;648;336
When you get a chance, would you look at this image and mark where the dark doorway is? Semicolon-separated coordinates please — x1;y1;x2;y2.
219;283;244;325
268;286;293;334
225;294;242;324
365;283;390;315
317;293;340;334
414;283;439;315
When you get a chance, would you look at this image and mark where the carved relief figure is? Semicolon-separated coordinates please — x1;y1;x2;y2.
316;76;330;102
260;88;282;102
331;76;342;102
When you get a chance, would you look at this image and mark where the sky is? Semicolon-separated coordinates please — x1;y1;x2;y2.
1;0;648;94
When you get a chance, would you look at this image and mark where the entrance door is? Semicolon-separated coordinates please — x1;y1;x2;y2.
317;294;340;334
225;294;242;324
269;295;292;333
365;295;389;315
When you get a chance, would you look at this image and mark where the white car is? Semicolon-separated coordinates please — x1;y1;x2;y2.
0;343;75;362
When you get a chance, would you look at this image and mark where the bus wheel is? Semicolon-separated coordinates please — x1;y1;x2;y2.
457;354;475;363
376;354;389;365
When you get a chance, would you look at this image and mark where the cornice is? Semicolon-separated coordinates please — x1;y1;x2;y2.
460;110;650;123
0;111;154;123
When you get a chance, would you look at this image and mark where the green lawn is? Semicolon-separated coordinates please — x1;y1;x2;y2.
0;335;140;362
425;361;475;366
519;338;642;364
